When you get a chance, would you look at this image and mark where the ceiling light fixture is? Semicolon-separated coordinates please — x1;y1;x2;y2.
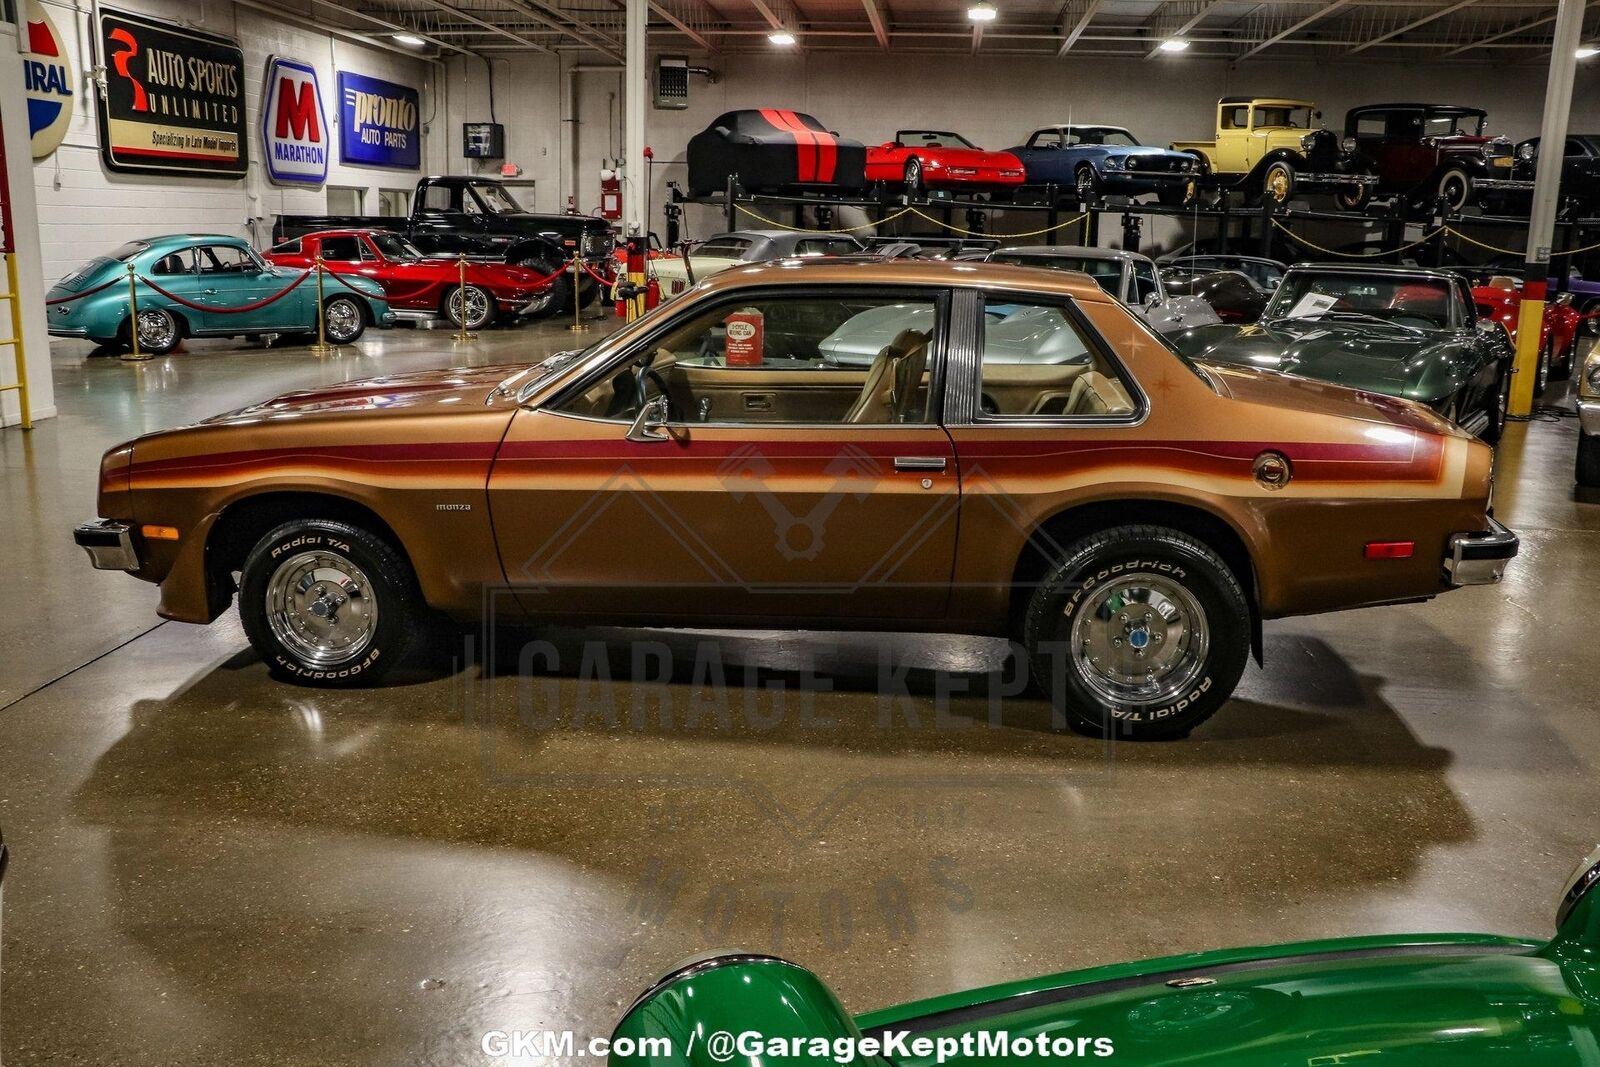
392;33;428;47
967;1;997;23
1159;37;1190;52
1578;44;1599;58
768;29;797;44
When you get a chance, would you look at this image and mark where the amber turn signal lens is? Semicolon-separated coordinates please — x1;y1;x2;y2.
1364;541;1414;560
141;525;180;541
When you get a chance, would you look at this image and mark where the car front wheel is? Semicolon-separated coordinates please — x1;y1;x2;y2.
1434;167;1472;213
239;519;421;686
517;257;569;317
1021;524;1250;741
323;295;367;344
446;283;496;330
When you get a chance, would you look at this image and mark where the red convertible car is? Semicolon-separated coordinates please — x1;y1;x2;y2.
865;130;1024;194
265;229;560;329
1472;276;1579;394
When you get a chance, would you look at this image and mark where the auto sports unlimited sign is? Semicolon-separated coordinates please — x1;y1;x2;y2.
338;71;420;170
96;7;247;178
23;1;75;160
261;56;327;185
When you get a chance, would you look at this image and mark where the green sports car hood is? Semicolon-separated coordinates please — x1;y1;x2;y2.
1175;318;1471;402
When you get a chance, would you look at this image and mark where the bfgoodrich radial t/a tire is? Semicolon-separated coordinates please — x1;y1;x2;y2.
239;519;421;686
1022;524;1250;741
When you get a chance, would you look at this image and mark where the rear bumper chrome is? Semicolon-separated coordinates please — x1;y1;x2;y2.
1445;517;1518;586
74;519;139;571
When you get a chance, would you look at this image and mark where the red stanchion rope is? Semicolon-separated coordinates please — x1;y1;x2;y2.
44;276;124;305
135;269;312;313
317;261;439;305
581;261;616;287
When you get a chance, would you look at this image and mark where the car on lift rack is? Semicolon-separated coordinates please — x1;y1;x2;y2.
685;109;868;198
265;229;562;328
1170;97;1376;208
72;259;1515;741
1004;124;1198;205
1344;103;1530;214
985;245;1221;334
865;130;1025;195
1174;263;1514;443
46;234;394;355
1512;134;1600;215
608;847;1600;1067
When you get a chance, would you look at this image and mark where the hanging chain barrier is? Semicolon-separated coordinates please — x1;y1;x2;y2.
729;200;1088;241
1269;219;1447;258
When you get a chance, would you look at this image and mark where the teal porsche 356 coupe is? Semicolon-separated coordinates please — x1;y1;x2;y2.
609;846;1600;1065
46;234;394;354
1174;263;1513;444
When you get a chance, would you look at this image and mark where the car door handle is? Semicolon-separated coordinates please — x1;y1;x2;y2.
742;393;774;411
893;456;947;472
202;288;219;295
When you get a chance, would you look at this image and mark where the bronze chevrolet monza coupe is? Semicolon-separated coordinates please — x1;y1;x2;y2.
74;261;1517;740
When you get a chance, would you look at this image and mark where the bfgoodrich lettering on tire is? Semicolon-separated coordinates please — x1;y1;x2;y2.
1022;524;1250;740
239;519;421;686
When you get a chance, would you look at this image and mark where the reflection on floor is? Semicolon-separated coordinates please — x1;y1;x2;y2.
1;323;1598;1066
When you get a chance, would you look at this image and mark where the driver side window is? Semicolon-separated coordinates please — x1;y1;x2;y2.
551;292;943;426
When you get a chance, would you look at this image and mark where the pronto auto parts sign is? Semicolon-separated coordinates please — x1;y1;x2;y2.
23;1;75;160
96;7;247;178
337;71;420;170
261;56;327;185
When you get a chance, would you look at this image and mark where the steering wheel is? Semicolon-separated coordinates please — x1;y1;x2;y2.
636;363;673;417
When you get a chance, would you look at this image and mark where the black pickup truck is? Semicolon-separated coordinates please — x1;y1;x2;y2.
273;176;615;312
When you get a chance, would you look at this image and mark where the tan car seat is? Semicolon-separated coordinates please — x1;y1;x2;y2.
844;328;930;423
1063;370;1134;416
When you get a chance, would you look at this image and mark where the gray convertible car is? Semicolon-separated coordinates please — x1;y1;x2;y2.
986;245;1221;334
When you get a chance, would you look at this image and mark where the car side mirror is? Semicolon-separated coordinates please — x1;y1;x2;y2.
626;394;671;442
1476;318;1510;343
1143;291;1162;308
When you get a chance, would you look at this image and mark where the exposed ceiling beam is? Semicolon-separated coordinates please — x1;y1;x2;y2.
297;0;477;55
651;0;717;50
237;0;453;58
1441;9;1557;54
1236;0;1353;58
1349;0;1481;53
407;0;557;53
861;0;890;48
1143;0;1225;57
496;0;626;58
1056;0;1100;55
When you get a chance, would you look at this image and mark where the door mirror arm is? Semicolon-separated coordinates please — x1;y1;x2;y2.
626;395;672;442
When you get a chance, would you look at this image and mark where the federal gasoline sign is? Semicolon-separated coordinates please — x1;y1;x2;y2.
261;56;327;185
96;7;248;178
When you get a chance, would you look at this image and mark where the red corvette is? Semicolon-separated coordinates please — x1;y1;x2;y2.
1472;277;1580;393
264;229;560;329
864;129;1025;193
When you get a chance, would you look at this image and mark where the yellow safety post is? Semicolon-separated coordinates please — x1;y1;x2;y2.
0;252;31;429
308;253;334;356
567;252;590;333
452;254;476;344
1509;285;1545;418
120;261;148;363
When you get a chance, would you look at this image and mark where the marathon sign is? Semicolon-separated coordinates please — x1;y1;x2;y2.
338;71;420;170
260;56;327;185
95;7;247;178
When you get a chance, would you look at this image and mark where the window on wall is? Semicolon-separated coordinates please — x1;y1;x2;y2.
378;189;411;216
327;186;365;214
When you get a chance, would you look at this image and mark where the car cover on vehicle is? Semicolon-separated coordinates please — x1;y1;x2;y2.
687;109;867;197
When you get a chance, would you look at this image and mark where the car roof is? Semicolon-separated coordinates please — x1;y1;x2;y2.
1348;103;1487;115
1219;97;1316;107
994;244;1146;264
692;258;1117;303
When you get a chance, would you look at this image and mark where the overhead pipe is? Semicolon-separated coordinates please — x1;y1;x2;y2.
564;64;624;211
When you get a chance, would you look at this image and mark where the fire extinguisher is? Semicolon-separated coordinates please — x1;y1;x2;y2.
599;166;622;221
645;276;661;310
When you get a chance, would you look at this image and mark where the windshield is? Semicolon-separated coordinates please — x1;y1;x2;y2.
1253;105;1314;129
988;253;1123;297
370;233;423;260
471;182;526;214
1424;112;1486;137
897;130;975;149
1267;272;1458;329
1070;127;1139;147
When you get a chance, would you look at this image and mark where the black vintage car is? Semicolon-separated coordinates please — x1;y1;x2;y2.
273;177;615;312
1514;134;1600;214
687;109;867;197
1344;104;1531;213
1160;267;1271;323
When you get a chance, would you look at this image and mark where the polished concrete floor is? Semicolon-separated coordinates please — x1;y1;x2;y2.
3;318;1599;1065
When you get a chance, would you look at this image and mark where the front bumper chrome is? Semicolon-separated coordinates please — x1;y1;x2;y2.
1445;517;1518;586
74;519;139;571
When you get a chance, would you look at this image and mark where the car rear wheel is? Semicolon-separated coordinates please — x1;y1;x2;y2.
323;295;367;344
516;256;568;317
445;284;496;330
120;307;182;355
1579;433;1600;488
1537;334;1553;397
239;518;421;686
1021;524;1250;741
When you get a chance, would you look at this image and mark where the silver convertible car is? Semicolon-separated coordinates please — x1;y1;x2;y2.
987;245;1220;334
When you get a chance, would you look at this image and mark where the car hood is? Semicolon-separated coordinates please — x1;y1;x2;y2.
203;364;528;422
924;148;1020;167
1174;318;1447;391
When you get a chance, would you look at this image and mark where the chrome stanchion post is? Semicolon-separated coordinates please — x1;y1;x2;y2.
567;252;590;333
308;253;334;356
120;262;148;363
452;254;476;343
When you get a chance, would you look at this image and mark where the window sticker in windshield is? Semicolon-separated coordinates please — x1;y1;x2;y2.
1287;293;1339;319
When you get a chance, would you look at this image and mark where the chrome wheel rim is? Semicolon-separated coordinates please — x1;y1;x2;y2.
1077;169;1094;199
1069;572;1210;709
1441;174;1468;209
1537;342;1551;396
137;309;176;350
906;159;921;189
1266;167;1290;202
452;285;490;328
325;298;360;341
265;550;379;667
